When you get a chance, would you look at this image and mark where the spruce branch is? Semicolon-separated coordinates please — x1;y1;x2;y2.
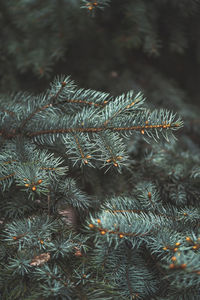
0;76;183;176
0;75;193;299
81;0;111;12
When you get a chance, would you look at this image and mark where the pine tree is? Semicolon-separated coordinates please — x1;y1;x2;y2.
0;1;200;299
0;75;199;300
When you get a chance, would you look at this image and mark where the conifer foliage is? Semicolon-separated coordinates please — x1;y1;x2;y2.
0;76;199;300
1;0;200;92
0;1;200;300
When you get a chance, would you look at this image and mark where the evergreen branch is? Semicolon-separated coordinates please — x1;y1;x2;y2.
19;81;67;131
0;109;16;117
57;178;91;210
62;98;105;107
102;91;144;126
0;143;68;192
50;81;68;104
0;75;193;299
113;122;181;132
104;208;177;222
33;265;73;297
71;133;92;165
81;0;111;11
67;87;111;107
95;131;129;172
62;132;95;167
18;103;53;132
90;224;150;238
125;263;135;299
0;167;62;183
25;121;181;138
0;172;15;182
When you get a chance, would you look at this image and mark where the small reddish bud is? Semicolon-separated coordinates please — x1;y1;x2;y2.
169;263;175;269
117;156;123;160
171;256;177;261
75;250;82;257
100;230;106;235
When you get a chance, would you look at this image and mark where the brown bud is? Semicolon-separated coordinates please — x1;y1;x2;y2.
75;250;82;257
169;263;175;269
100;230;106;235
171;256;177;261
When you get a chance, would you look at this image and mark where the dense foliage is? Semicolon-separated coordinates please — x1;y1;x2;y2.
0;1;199;299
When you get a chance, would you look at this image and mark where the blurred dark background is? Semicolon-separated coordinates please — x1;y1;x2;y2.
0;0;200;113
